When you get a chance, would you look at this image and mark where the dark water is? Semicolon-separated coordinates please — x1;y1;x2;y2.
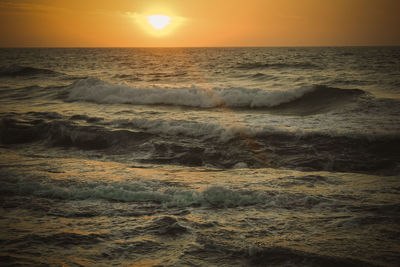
0;47;399;266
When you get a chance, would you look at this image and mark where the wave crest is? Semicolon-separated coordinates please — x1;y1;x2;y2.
66;78;364;109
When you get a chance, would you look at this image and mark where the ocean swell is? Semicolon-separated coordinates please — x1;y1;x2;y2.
0;65;60;77
235;61;318;70
1;116;398;174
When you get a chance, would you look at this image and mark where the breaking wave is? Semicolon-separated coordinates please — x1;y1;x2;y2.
65;78;365;109
0;176;327;209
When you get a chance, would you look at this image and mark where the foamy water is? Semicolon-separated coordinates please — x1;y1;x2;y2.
0;47;399;266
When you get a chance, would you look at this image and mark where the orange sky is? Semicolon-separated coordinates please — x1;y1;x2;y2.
1;0;399;47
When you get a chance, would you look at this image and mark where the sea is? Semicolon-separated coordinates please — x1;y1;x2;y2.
0;47;399;266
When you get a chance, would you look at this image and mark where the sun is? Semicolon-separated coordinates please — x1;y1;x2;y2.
147;15;171;30
130;11;185;37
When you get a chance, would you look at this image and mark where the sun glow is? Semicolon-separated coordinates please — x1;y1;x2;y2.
131;9;185;37
147;15;170;30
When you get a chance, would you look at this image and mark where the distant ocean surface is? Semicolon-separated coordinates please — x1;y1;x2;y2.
0;47;399;266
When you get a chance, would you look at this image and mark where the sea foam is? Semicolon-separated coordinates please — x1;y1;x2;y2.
0;176;267;208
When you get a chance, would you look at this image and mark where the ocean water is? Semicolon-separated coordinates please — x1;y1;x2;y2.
0;47;399;266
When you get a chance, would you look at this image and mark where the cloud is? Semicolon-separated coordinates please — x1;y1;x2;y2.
0;0;62;14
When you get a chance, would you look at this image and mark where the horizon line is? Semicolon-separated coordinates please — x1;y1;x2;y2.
1;45;400;49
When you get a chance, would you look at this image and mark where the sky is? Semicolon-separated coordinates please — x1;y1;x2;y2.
0;0;399;47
